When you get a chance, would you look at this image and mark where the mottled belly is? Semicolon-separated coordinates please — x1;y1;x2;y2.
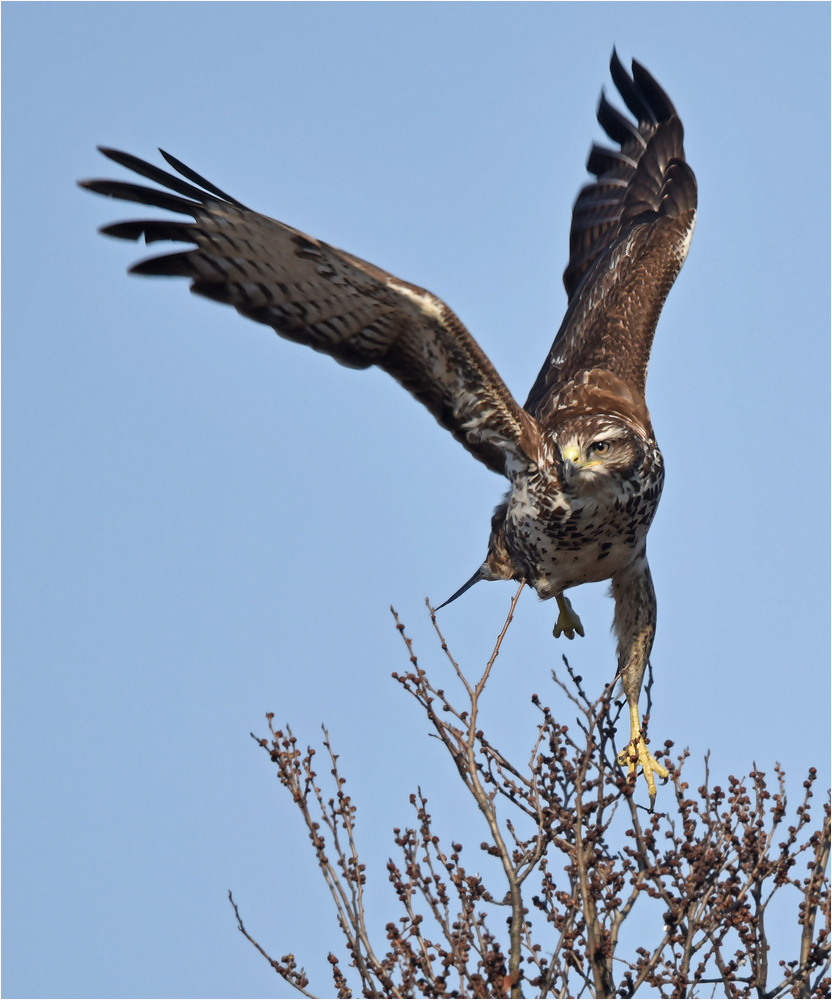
503;491;654;600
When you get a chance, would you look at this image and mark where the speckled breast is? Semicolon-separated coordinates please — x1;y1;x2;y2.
503;447;664;600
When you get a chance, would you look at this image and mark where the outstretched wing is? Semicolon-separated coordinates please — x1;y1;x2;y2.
81;149;536;477
525;52;697;416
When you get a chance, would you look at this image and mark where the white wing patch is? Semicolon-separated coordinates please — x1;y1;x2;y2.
388;280;446;323
678;210;696;262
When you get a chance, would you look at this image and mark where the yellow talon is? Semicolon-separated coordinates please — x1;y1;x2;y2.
553;593;585;639
618;703;668;809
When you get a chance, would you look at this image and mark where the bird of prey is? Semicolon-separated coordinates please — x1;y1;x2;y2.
81;52;696;806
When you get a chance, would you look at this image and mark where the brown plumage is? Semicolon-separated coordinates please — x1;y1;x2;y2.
80;51;696;806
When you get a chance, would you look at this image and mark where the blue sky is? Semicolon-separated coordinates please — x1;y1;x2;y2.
4;4;829;998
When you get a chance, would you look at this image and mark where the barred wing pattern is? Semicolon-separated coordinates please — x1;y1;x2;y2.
525;52;697;417
81;149;534;477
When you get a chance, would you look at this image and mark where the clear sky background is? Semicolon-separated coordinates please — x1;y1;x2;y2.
4;4;829;998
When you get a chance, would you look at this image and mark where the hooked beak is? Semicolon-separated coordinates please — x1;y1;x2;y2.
561;444;583;479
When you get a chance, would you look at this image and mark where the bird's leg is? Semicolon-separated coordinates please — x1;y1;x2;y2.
553;592;585;639
610;552;668;809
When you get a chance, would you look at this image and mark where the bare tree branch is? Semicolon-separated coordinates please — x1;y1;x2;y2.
231;602;830;999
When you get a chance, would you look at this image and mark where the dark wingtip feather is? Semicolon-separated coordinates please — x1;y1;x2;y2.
80;178;201;216
100;219;200;245
190;281;234;304
98;146;137;165
586;144;638;178
609;50;654;124
561;53;690;303
95;147;216;203
99;221;144;241
631;60;677;121
158;149;248;209
82;147;248;213
597;91;644;148
129;251;197;277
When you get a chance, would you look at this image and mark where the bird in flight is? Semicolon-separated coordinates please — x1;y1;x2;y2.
81;51;696;806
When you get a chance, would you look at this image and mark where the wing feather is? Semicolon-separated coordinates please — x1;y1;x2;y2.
526;53;696;416
81;149;536;476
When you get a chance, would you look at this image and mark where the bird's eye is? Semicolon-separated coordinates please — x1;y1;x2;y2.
589;440;611;456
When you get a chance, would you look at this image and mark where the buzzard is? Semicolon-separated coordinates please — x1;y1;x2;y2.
81;52;696;806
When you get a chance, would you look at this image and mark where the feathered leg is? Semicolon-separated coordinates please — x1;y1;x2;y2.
610;550;668;808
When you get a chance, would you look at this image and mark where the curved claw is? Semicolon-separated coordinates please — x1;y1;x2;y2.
553;593;585;640
618;703;668;810
618;740;669;810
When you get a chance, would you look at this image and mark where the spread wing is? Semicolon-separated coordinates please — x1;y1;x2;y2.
525;51;697;417
80;149;536;476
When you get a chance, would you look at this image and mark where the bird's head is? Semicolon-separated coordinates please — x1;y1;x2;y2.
555;416;649;496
